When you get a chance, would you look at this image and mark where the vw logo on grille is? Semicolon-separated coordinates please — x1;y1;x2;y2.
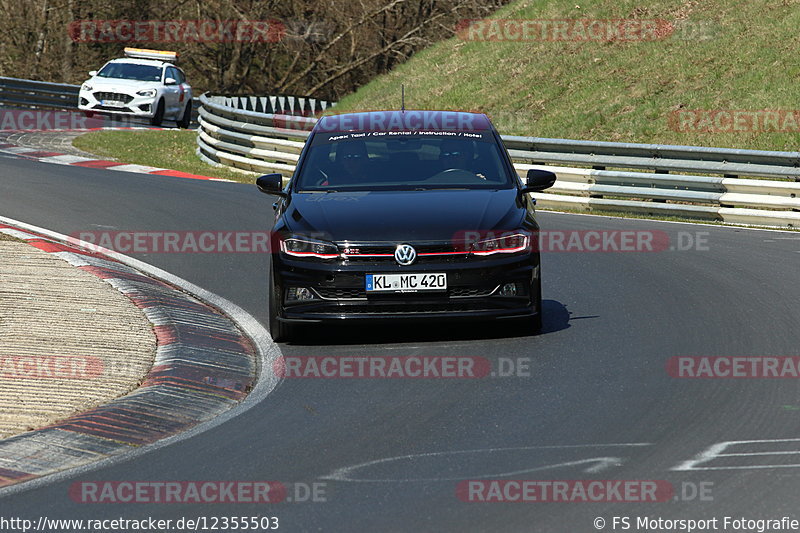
394;244;417;266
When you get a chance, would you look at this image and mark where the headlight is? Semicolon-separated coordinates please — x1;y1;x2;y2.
470;232;530;256
280;237;339;259
81;83;92;91
136;89;157;97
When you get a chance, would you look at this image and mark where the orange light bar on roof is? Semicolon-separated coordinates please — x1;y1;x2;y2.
123;48;178;62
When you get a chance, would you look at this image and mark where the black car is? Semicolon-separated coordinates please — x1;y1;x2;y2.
256;110;555;341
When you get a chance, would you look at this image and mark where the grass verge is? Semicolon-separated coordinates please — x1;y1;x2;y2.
72;130;256;183
334;0;800;151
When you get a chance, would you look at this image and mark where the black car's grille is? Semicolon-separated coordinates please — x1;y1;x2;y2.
450;287;494;297
315;287;365;299
94;92;134;104
315;302;499;315
340;243;469;263
313;286;495;300
344;244;460;255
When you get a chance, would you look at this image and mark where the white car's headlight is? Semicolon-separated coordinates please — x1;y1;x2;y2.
470;232;530;256
136;89;157;97
81;83;92;91
280;237;339;259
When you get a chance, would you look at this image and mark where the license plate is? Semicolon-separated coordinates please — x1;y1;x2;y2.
102;100;125;108
366;273;447;293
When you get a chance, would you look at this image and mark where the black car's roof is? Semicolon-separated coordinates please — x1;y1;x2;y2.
314;110;494;134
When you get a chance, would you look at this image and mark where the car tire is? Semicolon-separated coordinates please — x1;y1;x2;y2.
268;268;293;342
150;99;164;126
177;101;191;129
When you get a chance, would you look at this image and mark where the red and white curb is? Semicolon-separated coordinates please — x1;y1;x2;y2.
0;128;233;183
0;219;266;489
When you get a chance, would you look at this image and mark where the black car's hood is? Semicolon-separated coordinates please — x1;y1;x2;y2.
283;189;525;242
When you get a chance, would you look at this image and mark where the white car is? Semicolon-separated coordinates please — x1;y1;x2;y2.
78;48;192;127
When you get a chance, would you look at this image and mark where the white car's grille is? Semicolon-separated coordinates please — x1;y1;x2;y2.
93;92;134;104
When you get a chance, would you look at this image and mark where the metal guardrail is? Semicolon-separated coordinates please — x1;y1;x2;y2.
503;136;800;180
0;77;80;109
196;93;800;228
196;93;312;174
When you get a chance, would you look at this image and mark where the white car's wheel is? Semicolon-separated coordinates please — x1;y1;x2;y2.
177;101;192;129
150;99;165;126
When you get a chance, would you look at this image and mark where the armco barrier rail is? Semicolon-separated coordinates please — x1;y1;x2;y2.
197;93;314;174
0;77;80;109
198;93;800;228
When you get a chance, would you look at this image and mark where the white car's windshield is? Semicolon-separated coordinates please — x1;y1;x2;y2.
97;63;162;82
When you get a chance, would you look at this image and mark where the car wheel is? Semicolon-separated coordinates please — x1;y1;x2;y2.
150;99;164;126
177;101;192;129
268;268;293;342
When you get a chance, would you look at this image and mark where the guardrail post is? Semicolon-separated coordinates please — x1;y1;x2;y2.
651;169;669;201
588;165;605;198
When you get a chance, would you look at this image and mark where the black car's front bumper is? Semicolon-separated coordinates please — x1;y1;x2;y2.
272;253;541;322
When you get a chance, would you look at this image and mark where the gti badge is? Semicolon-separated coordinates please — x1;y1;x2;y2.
394;244;417;266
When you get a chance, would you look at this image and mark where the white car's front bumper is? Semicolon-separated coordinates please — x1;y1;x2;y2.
78;89;157;118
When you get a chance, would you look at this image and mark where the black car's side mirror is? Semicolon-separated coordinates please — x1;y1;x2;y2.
256;173;286;196
521;169;557;193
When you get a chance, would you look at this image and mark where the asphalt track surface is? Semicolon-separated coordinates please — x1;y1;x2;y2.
1;151;800;532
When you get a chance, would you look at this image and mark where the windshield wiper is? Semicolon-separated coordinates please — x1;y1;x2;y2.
413;187;469;191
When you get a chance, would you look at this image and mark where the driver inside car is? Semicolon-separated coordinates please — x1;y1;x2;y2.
322;141;369;187
439;139;478;175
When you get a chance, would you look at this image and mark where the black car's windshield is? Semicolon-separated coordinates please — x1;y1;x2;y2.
97;63;162;82
296;131;515;192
